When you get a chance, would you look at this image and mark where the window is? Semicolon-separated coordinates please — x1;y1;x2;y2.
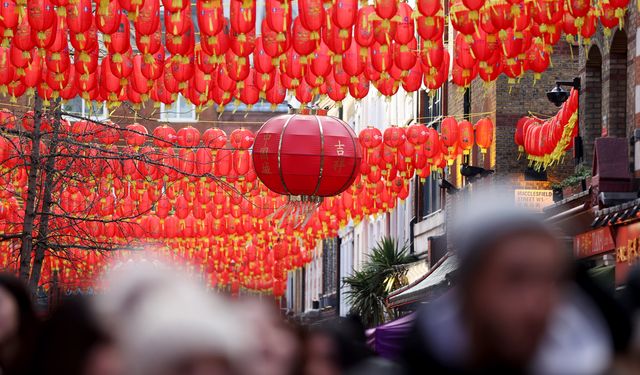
463;87;471;120
424;89;441;126
418;88;443;219
62;98;108;121
160;94;196;122
222;100;289;112
419;176;442;218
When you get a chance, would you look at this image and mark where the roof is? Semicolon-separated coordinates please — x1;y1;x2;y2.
591;197;640;228
388;255;457;308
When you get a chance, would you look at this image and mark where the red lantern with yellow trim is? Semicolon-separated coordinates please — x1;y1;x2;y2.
440;117;459;151
475;117;494;153
458;120;474;155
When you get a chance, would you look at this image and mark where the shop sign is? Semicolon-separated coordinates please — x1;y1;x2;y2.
514;189;554;212
615;221;640;285
574;227;615;259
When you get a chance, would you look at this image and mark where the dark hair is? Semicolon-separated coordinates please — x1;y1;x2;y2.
455;216;565;290
31;295;112;375
0;273;39;375
308;316;374;371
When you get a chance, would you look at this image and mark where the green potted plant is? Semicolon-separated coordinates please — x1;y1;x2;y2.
553;165;591;200
551;181;564;202
343;237;417;328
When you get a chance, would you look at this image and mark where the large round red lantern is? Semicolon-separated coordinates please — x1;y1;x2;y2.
253;114;362;197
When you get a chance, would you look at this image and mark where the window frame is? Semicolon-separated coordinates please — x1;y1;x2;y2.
61;99;109;122
159;94;197;123
417;88;444;220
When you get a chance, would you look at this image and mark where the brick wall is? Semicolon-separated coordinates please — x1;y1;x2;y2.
444;40;578;190
578;4;638;171
583;46;603;166
608;31;628;138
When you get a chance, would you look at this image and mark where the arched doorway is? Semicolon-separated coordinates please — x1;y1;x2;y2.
608;30;628;138
583;46;602;166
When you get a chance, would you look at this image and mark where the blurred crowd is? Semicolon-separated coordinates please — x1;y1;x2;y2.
2;203;640;375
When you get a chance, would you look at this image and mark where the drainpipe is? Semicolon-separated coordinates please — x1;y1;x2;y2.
336;236;341;317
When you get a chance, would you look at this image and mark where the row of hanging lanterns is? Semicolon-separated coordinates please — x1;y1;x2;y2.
0;0;629;107
0;108;493;294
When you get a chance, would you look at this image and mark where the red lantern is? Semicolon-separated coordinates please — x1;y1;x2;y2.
440;117;459;150
417;14;444;41
96;0;122;35
359;127;383;150
177;126;201;148
202;127;227;148
475;117;494;153
375;0;397;19
197;0;224;36
331;0;357;30
370;42;392;73
298;0;324;32
458;120;474;155
67;0;93;33
265;0;291;34
514;117;527;153
292;17;318;56
105;15;131;55
152;125;176;147
450;0;476;36
383;126;406;150
349;74;369;100
354;6;375;47
125;123;148;147
253;114;362;197
394;3;415;44
230;128;255;149
27;0;55;31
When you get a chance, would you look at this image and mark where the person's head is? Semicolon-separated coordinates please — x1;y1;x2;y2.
0;274;37;346
454;202;570;367
0;274;38;375
304;317;373;375
31;296;123;375
96;261;253;375
235;299;301;375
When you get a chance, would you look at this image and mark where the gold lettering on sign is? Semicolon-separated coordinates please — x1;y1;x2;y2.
629;238;639;261
617;246;627;262
616;236;640;264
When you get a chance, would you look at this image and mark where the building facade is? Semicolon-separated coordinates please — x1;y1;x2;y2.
286;4;640;320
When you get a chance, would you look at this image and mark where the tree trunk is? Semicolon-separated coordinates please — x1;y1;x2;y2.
29;98;61;291
19;95;43;283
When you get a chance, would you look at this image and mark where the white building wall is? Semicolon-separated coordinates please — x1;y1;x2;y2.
338;225;354;316
303;241;323;311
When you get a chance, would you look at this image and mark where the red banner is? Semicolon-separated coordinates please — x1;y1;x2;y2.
615;222;640;285
574;227;615;259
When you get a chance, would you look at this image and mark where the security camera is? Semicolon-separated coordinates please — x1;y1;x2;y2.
546;84;570;107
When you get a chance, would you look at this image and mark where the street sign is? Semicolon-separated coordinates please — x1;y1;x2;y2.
514;189;554;212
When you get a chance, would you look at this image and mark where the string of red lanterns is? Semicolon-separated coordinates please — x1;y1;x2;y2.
0;108;493;295
0;0;628;108
515;87;578;169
